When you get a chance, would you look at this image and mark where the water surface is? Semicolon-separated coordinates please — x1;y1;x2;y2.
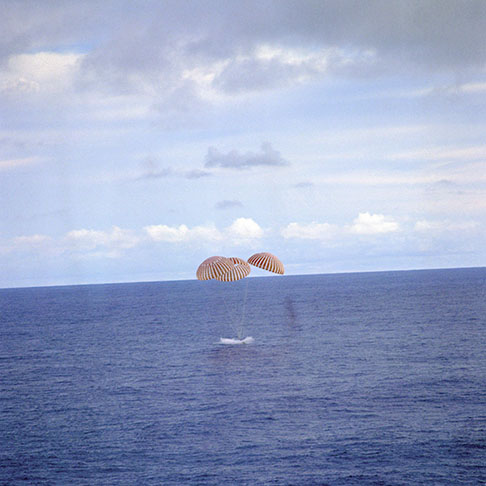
1;268;485;485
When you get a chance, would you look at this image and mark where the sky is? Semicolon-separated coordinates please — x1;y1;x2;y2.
1;0;486;288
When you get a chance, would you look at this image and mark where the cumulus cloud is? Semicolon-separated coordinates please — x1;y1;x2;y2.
205;142;288;170
349;212;400;235
227;218;264;240
4;219;266;262
145;218;264;244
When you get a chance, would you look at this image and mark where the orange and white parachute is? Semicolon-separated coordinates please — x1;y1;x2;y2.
216;257;251;282
196;256;234;280
247;252;284;275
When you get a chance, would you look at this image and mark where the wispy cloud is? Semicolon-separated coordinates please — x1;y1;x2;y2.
390;145;486;162
415;81;486;98
414;219;480;233
65;226;140;257
282;213;400;240
0;156;43;171
205;142;288;170
136;158;212;181
292;181;314;189
282;222;337;240
215;200;244;210
13;234;53;247
137;168;212;180
144;224;222;243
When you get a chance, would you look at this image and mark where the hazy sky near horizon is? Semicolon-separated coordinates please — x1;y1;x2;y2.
1;0;486;287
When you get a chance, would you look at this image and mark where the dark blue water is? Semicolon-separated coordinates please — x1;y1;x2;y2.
1;268;485;485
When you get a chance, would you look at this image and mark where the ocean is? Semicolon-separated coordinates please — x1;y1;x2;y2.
1;268;485;485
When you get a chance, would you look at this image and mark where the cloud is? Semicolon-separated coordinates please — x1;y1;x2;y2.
417;81;486;98
5;229;141;259
140;168;211;180
212;46;332;94
459;82;486;94
227;217;264;240
2;1;485;124
144;224;221;243
0;2;111;62
0;156;43;171
184;169;212;179
281;222;337;240
4;219;265;262
215;200;244;210
6;1;486;69
138;167;173;180
414;219;480;233
428;179;459;190
316;171;438;186
282;213;400;241
390;145;486;163
65;226;140;254
136;160;212;181
145;218;264;244
0;52;83;96
411;219;484;257
349;212;400;235
292;181;314;189
13;234;52;248
204;142;288;170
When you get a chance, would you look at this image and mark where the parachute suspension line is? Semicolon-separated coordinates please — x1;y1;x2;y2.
237;278;249;340
221;287;240;338
197;252;284;342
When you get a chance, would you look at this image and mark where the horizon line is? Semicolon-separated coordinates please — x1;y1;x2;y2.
1;265;484;291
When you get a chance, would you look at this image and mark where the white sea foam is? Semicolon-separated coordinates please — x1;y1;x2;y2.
219;336;254;345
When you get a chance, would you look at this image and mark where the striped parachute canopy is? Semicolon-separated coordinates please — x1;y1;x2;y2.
247;252;284;275
196;256;234;281
216;257;251;282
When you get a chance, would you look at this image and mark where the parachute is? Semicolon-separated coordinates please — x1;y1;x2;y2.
197;251;284;343
196;256;234;280
216;257;251;282
247;252;284;275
